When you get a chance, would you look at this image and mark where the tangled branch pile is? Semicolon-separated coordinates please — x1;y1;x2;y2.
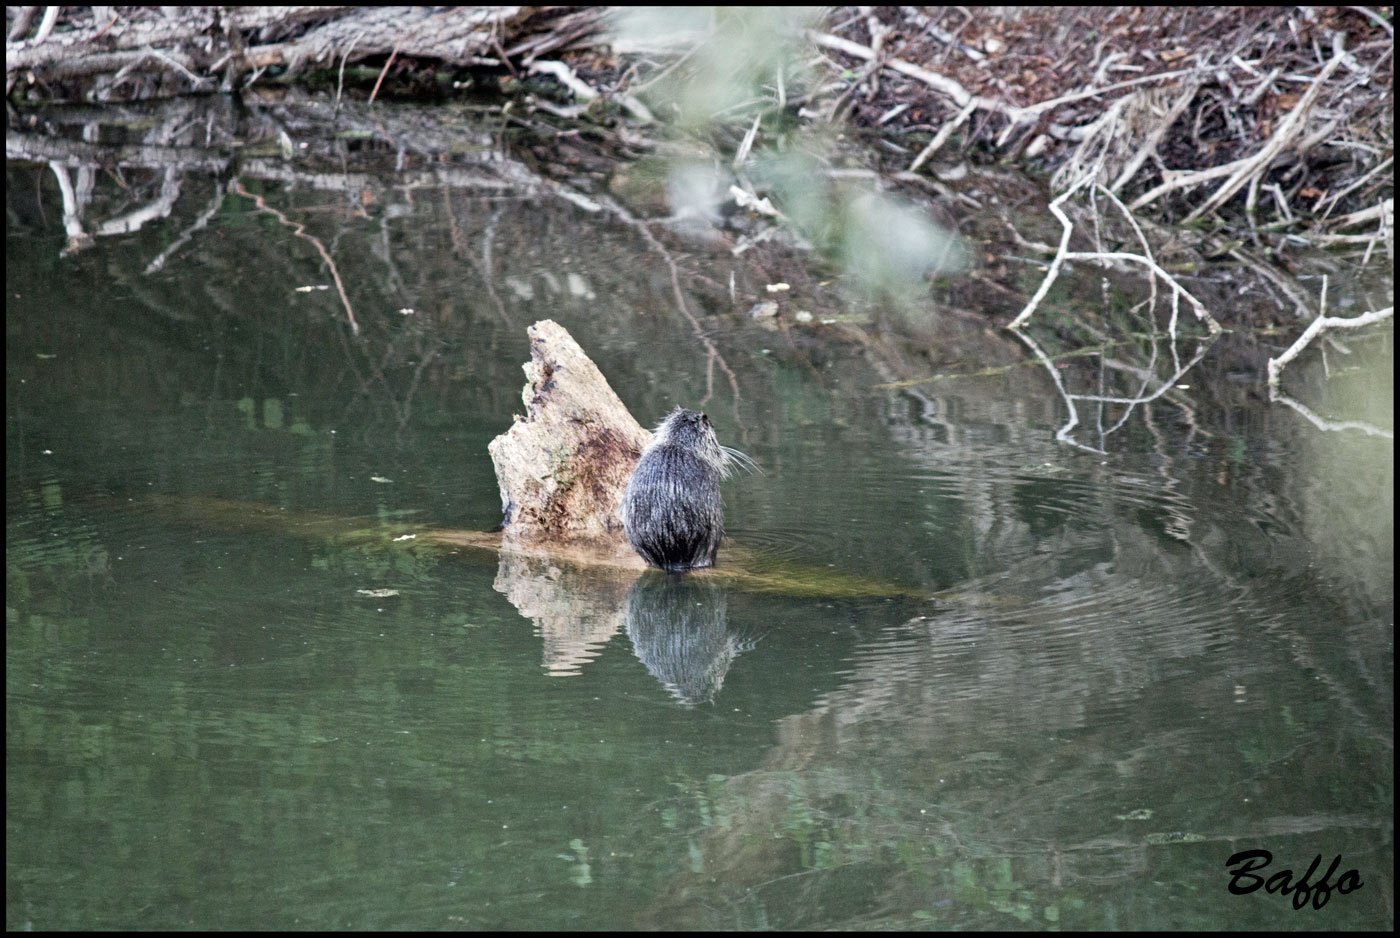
7;5;1393;240
800;7;1392;237
5;6;605;97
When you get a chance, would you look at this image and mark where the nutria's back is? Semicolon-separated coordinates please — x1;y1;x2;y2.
622;408;726;573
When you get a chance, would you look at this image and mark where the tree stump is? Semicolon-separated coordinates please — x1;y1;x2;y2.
487;319;652;565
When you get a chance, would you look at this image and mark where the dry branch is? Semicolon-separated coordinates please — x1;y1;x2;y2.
1007;178;1221;335
1184;48;1347;222
800;8;1391;235
1266;305;1394;390
6;7;604;93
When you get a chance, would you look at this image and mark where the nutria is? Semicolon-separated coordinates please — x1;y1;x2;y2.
622;408;733;573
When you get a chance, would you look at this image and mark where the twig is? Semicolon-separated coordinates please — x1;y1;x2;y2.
1006;173;1095;330
1008;177;1222;336
1155;47;1345;220
34;6;60;44
733;113;761;169
1317;155;1392;221
907;98;977;172
1109;80;1199;193
1325;198;1395;231
335;29;367;110
368;42;399;105
530;58;654;123
368;8;461;105
232;179;360;336
807;29;982;109
530;58;597;102
1266;305;1393;389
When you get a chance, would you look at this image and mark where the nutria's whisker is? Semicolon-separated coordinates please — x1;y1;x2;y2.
719;444;761;476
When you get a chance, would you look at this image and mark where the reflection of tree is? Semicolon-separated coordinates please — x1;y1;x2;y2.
625;575;756;706
638;575;1393;928
9;89;863;447
492;552;633;678
629;473;1393;927
8;92;769;445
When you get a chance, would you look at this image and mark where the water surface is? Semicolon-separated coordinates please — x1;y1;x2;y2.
6;99;1392;930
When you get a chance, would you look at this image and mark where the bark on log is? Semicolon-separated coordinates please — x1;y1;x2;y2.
487;319;651;561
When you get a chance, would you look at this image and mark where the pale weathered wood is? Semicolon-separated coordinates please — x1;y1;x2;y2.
487;319;652;561
5;7;602;91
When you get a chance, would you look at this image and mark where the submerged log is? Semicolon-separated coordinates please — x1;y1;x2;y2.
137;320;934;599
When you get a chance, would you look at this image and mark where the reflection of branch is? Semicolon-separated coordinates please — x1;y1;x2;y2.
48;159;191;256
1005;176;1223;452
449;199;514;327
593;192;744;415
232;179;360;336
1007;327;1105;455
1270;387;1393;439
1086;342;1213;405
48;163;94;256
145;180;225;274
1013;325;1218;453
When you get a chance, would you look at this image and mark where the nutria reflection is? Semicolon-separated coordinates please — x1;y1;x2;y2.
624;576;757;706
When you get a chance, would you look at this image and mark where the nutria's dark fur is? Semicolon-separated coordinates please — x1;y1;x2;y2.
622;408;727;573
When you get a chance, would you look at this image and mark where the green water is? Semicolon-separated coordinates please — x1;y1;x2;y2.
6;134;1392;930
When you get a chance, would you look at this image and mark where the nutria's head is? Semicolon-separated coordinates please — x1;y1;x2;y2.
649;408;757;479
652;407;714;450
